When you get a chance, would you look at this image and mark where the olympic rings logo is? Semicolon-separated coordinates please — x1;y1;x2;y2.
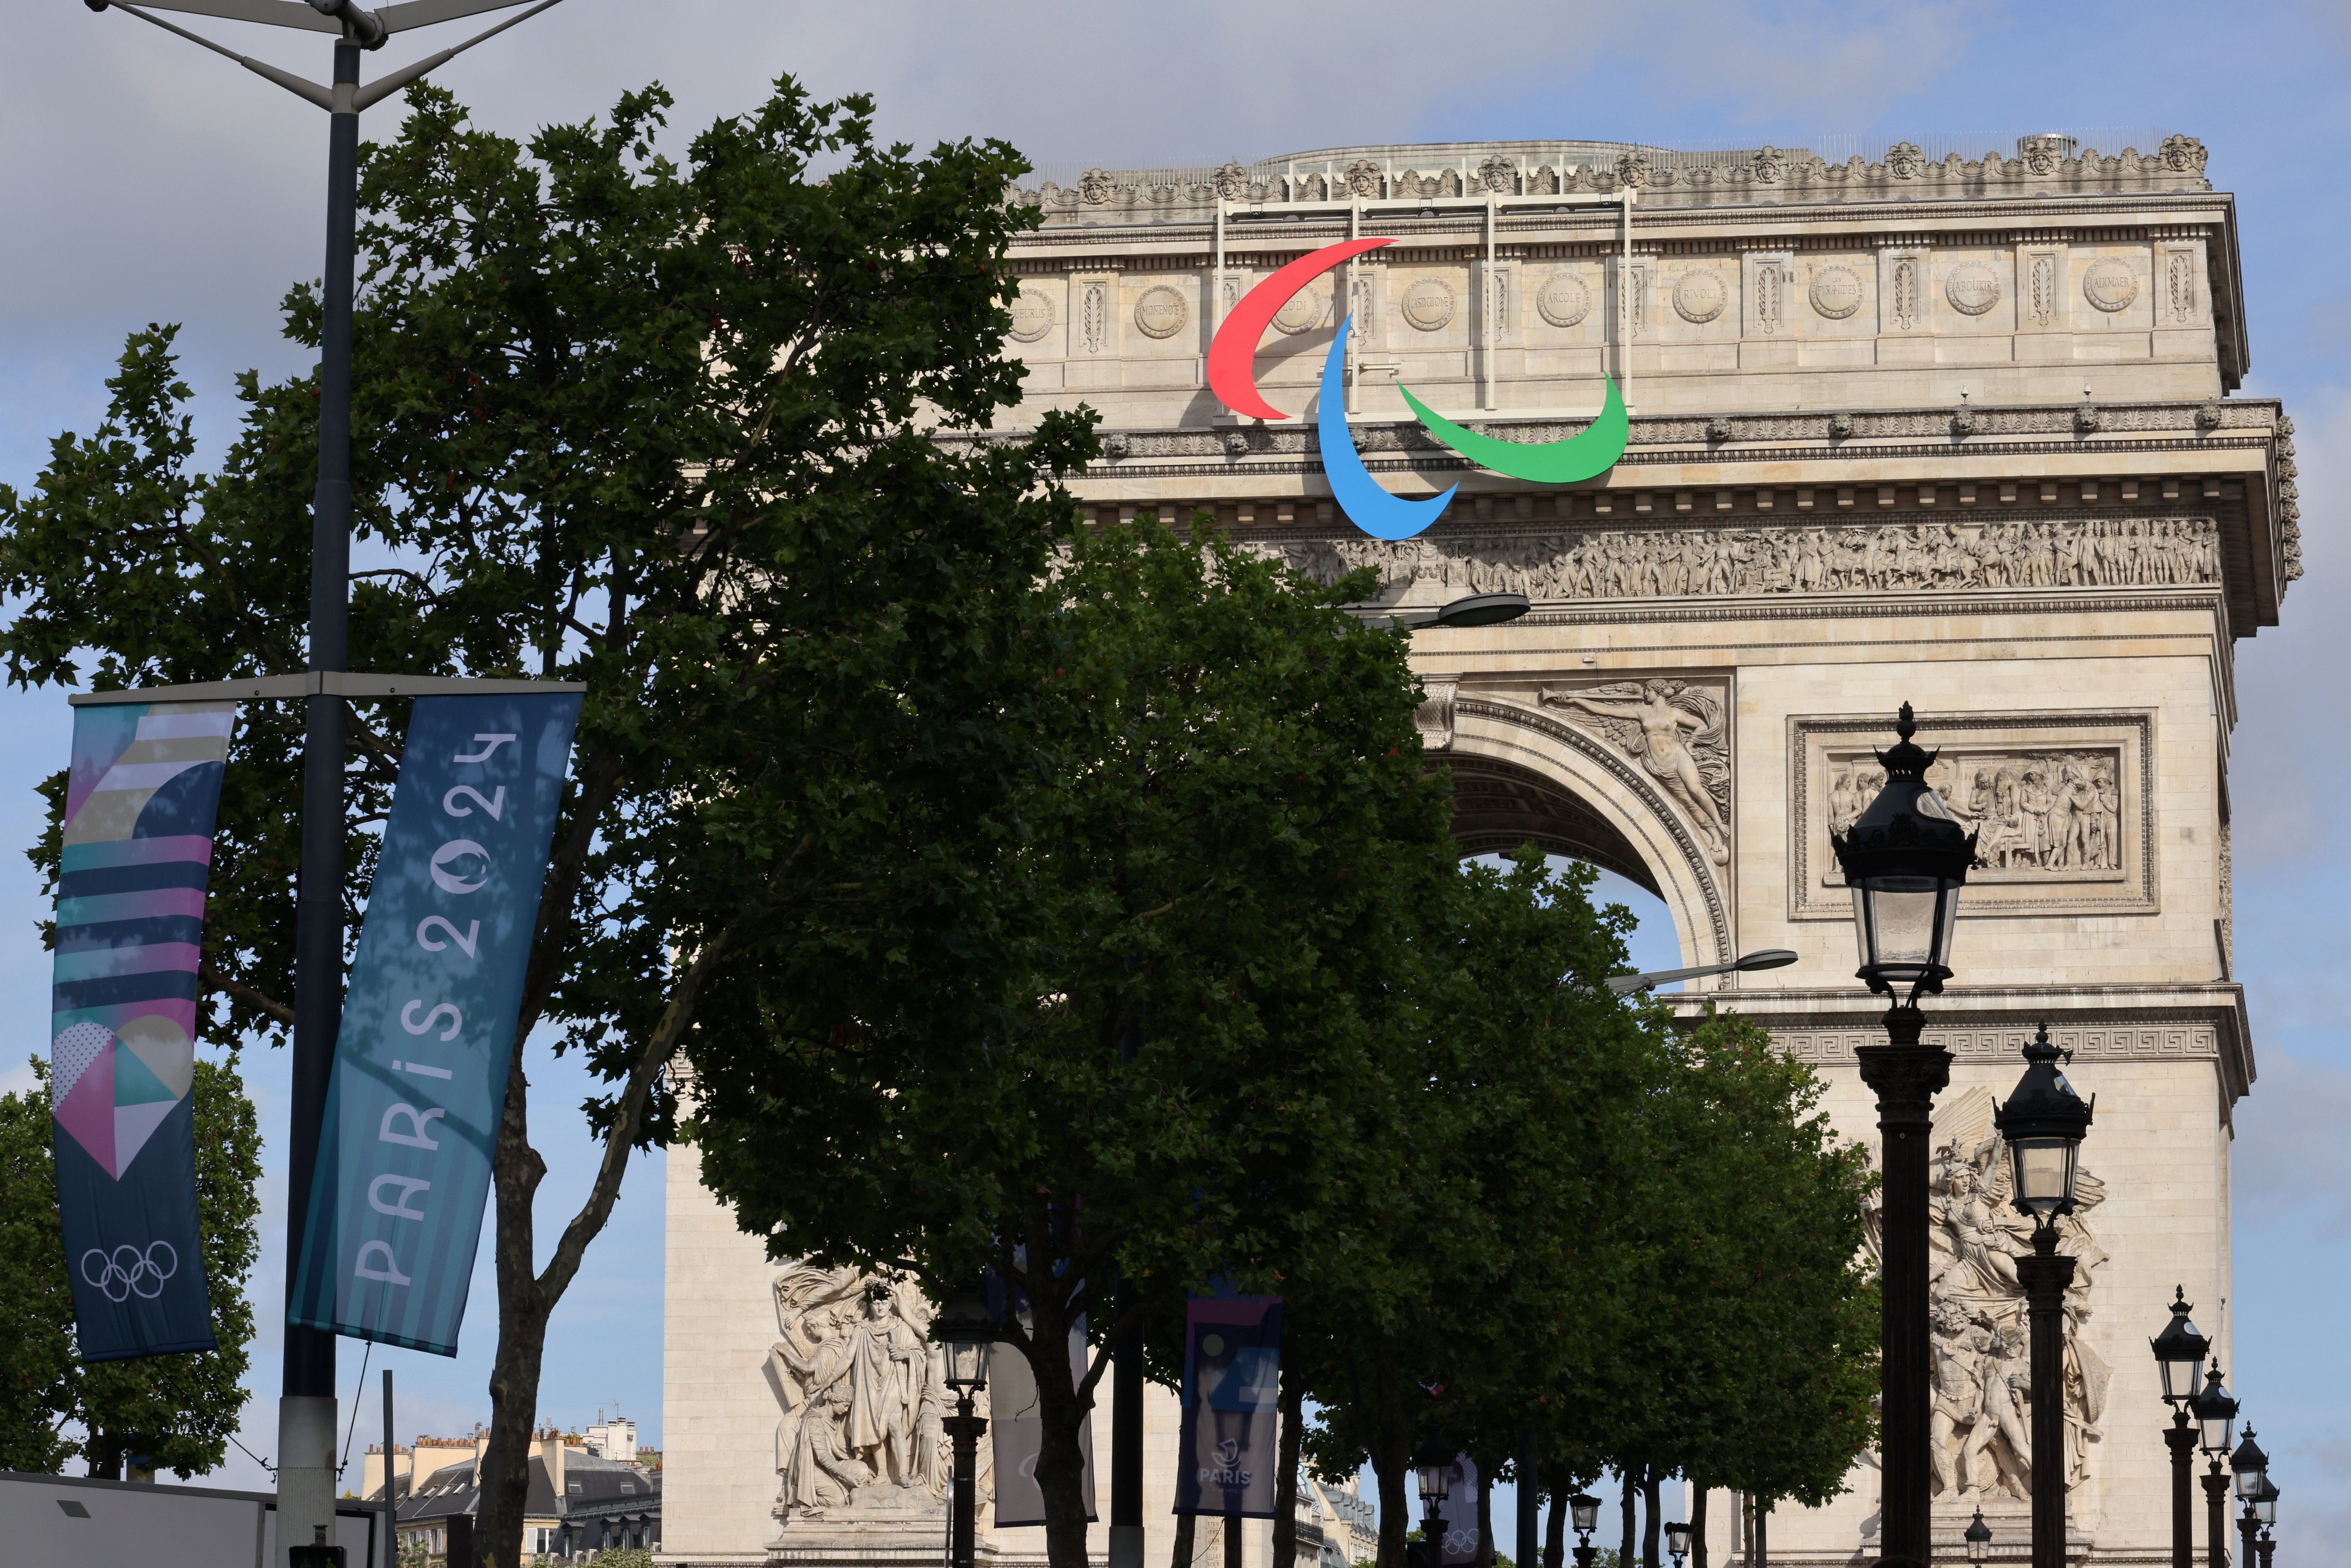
81;1241;179;1302
1205;240;1628;541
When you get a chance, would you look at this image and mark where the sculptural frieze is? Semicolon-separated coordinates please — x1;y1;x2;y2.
1237;517;2217;605
770;1265;958;1521
1827;748;2125;877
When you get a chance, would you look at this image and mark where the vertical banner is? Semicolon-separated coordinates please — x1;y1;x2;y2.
50;700;236;1361
1435;1454;1480;1566
1173;1292;1283;1518
289;693;580;1353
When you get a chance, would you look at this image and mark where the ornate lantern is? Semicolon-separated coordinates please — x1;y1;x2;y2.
1409;1435;1453;1507
2150;1287;2210;1404
936;1284;994;1392
1830;703;1977;997
2233;1428;2271;1501
2191;1362;2239;1456
1567;1493;1602;1538
1964;1506;1992;1563
2253;1478;2279;1526
1994;1022;2095;1221
1663;1521;1691;1565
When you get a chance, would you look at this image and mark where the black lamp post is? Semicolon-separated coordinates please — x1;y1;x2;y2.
1567;1493;1601;1568
2190;1363;2239;1568
1832;703;1977;1568
1964;1507;1993;1563
2153;1288;2214;1568
1665;1521;1691;1568
1995;1022;2095;1568
1410;1437;1454;1568
2232;1431;2270;1568
937;1286;995;1568
2253;1479;2278;1568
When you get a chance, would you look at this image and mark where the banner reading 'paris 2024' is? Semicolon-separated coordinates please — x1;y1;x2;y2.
1173;1291;1283;1518
290;693;579;1355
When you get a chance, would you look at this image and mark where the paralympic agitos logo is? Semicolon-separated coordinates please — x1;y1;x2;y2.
1206;239;1628;541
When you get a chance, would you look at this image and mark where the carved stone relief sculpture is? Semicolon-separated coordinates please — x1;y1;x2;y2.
1241;517;2217;605
1790;713;2153;920
1889;1087;2110;1506
770;1265;959;1521
1827;746;2125;876
1534;678;1730;864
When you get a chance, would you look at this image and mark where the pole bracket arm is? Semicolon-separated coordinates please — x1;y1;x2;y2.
68;672;587;706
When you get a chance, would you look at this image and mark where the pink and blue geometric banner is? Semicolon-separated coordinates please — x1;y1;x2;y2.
50;699;235;1361
1173;1290;1283;1518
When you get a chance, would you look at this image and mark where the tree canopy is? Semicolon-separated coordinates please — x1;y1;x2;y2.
0;1056;261;1478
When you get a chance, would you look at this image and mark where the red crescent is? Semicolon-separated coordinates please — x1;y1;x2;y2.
1205;238;1393;421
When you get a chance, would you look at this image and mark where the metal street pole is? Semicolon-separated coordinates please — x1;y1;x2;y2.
79;5;574;1562
2017;1228;2076;1568
2167;1412;2200;1568
2238;1506;2260;1568
946;1392;986;1568
1855;1007;1948;1568
1516;1433;1539;1568
2204;1462;2232;1568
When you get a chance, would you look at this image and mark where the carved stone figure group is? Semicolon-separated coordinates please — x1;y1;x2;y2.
1253;517;2217;604
1913;1098;2110;1504
1829;752;2123;873
770;1267;955;1519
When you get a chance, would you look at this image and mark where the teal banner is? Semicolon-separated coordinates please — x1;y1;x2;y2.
289;693;580;1353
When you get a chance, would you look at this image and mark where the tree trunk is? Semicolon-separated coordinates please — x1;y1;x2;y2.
1018;1262;1097;1568
1689;1483;1708;1568
1640;1469;1661;1568
1618;1470;1635;1568
1370;1347;1412;1568
1270;1372;1303;1568
475;1051;549;1568
1226;1517;1243;1568
1541;1467;1564;1568
1476;1464;1493;1568
1174;1511;1197;1568
1753;1500;1766;1568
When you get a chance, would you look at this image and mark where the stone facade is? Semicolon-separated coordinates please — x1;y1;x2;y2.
663;132;2280;1568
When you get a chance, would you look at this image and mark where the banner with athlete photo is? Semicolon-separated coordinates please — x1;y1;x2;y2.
49;699;237;1362
289;693;580;1354
1173;1291;1283;1518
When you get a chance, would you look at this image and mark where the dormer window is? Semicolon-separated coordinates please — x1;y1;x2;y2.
568;1481;583;1495
621;1483;635;1494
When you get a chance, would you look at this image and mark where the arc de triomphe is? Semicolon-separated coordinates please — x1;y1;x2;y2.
664;133;2286;1568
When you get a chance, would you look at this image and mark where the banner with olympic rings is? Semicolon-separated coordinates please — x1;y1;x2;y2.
289;693;580;1355
50;699;236;1361
1205;240;1628;541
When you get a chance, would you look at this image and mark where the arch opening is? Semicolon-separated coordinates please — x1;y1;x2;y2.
1443;753;1663;898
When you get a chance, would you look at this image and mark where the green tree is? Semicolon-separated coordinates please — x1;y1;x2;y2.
686;517;1459;1568
0;75;1089;1566
0;1056;262;1477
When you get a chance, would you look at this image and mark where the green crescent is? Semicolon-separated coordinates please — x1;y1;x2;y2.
1396;376;1629;484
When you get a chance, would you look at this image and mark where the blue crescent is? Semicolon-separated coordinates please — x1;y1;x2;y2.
1316;314;1456;541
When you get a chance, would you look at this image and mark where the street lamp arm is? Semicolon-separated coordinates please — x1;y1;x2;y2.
352;0;567;110
101;3;337;108
1602;947;1798;994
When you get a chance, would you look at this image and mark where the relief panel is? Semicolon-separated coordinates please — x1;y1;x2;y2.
1787;711;2156;920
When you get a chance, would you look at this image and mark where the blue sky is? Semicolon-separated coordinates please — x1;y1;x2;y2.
2;0;2347;1552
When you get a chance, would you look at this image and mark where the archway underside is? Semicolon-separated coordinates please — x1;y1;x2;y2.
1439;754;1664;898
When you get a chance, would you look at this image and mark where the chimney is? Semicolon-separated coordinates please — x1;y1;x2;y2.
540;1428;566;1502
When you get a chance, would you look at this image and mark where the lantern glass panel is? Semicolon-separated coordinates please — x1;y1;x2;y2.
1664;1523;1690;1559
2158;1343;2204;1403
1852;878;1958;980
1569;1495;1602;1535
2199;1403;2235;1455
942;1335;989;1391
2253;1485;2278;1525
2009;1136;2078;1215
1415;1461;1451;1506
